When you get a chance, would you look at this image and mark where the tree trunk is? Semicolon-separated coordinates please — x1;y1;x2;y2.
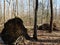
16;0;18;16
55;0;57;20
28;0;31;26
4;0;6;22
46;0;49;23
49;0;53;33
33;0;38;40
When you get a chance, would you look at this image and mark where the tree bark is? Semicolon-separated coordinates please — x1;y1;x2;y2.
49;0;53;33
16;0;18;16
4;0;6;22
33;0;38;40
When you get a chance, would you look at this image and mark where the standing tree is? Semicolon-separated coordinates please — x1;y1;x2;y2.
54;0;57;20
12;0;17;17
0;0;2;16
28;0;31;26
4;0;6;22
46;0;49;23
6;0;11;19
16;0;18;15
49;0;53;33
41;0;44;24
33;0;38;40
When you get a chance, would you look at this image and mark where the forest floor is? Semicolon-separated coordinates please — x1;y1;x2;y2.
25;30;60;45
0;25;60;45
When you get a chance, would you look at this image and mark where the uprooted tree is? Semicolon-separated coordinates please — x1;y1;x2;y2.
1;17;31;44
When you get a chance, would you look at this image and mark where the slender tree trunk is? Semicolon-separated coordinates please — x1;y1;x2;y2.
16;0;18;16
46;0;49;23
41;0;44;24
49;0;53;33
33;0;38;40
0;0;2;15
29;0;31;26
55;0;57;20
4;0;6;22
13;3;15;17
10;0;11;18
8;1;10;19
13;1;15;17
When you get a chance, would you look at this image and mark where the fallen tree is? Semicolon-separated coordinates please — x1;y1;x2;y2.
38;23;60;31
